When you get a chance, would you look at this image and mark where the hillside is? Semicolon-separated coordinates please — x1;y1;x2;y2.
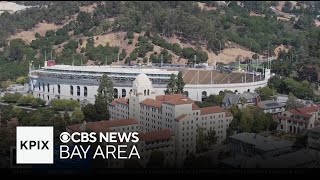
1;1;320;83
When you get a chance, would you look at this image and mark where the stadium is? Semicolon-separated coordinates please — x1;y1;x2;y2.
28;60;272;104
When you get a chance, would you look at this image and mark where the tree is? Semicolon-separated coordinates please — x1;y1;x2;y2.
82;103;97;121
17;95;34;106
16;76;27;85
255;87;274;100
164;73;177;94
30;98;46;108
285;93;304;110
71;107;84;123
196;127;217;153
238;106;276;133
206;129;218;147
94;98;109;121
95;74;114;104
2;93;22;103
176;71;185;94
51;99;80;111
94;74;114;120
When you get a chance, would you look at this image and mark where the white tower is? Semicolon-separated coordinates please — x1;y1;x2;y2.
129;73;157;130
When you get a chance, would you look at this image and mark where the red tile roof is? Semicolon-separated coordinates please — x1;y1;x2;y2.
175;114;188;122
200;106;225;115
163;98;193;105
110;97;129;106
140;98;163;108
294;106;318;114
67;118;139;133
192;103;200;110
288;109;313;118
156;94;188;101
139;129;172;142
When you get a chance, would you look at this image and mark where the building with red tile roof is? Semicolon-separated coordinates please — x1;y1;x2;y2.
106;73;233;167
275;105;319;134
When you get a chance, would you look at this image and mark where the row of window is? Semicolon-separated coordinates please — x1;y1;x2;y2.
38;83;88;97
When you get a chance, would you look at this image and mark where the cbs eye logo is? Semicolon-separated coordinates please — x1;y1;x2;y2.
16;127;54;164
60;132;71;143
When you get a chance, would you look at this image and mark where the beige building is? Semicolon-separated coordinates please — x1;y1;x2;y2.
108;73;233;166
275;106;319;134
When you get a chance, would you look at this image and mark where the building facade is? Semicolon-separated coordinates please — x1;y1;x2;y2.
222;92;261;109
257;100;285;115
275;106;319;134
28;62;272;103
109;73;233;166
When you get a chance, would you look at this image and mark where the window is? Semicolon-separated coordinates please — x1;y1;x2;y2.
84;86;88;97
70;86;74;95
77;86;80;96
144;89;146;96
38;82;41;91
58;84;61;94
147;89;150;95
47;83;50;92
122;89;126;97
43;83;45;92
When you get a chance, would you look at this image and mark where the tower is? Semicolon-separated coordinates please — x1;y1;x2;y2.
129;73;156;131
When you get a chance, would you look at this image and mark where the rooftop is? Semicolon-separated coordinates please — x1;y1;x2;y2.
257;100;285;110
230;132;294;152
66;118;139;133
140;98;163;109
110;97;129;106
200;106;225;115
138;129;172;142
42;65;179;75
222;92;259;106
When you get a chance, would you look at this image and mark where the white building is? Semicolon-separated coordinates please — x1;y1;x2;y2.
109;73;233;166
28;61;271;104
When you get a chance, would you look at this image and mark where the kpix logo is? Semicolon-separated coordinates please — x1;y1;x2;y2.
16;127;54;164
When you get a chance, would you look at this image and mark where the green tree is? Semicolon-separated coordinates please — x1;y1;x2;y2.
2;93;22;103
30;98;46;108
16;76;27;85
17;95;34;106
206;129;218;147
255;87;274;100
164;73;177;94
196;127;209;153
176;71;185;94
94;98;109;121
51;99;80;111
285;93;304;110
82;103;97;121
95;74;114;104
71;107;84;123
